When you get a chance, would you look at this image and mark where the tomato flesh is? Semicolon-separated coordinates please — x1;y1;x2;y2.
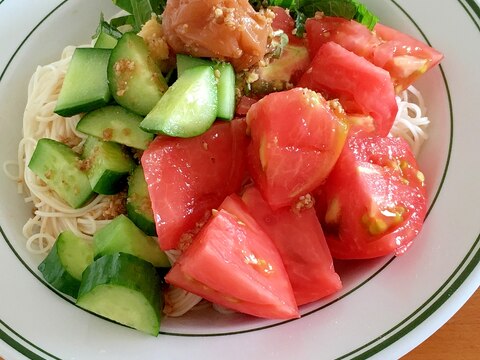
141;119;248;250
246;87;348;209
298;41;397;137
306;16;380;60
317;135;427;259
305;16;444;92
270;6;304;46
165;194;299;319
373;23;444;92
242;187;342;305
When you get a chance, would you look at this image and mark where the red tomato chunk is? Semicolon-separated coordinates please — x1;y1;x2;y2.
246;87;348;209
299;41;398;137
270;6;304;46
305;16;443;93
316;135;427;259
141;119;248;250
373;23;444;92
242;187;342;305
165;194;299;319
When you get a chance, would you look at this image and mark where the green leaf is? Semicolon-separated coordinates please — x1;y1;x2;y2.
130;0;155;32
110;15;136;29
93;14;123;40
112;0;166;15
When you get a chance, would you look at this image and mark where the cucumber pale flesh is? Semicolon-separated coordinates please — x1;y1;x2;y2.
127;166;156;236
28;138;94;208
77;252;163;336
140;65;218;137
76;105;154;150
38;231;94;298
94;214;169;267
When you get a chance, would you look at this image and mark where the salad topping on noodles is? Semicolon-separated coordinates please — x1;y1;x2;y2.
4;0;442;329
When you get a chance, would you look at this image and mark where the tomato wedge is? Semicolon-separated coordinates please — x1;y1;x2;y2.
165;194;299;319
317;135;427;259
141;119;248;250
246;87;348;209
305;16;443;92
306;16;380;60
270;6;304;46
242;187;342;305
372;23;444;92
298;41;398;137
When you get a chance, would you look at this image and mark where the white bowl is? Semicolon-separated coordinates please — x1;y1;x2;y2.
0;0;479;359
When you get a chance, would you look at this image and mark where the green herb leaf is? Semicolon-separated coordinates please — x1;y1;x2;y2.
112;0;165;14
130;0;155;32
93;14;123;40
109;15;136;30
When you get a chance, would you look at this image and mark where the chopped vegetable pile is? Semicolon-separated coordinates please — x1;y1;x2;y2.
29;0;443;336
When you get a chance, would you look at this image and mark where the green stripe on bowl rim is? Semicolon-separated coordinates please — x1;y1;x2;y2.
0;0;478;358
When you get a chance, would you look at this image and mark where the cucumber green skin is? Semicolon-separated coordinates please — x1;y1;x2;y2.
94;214;170;268
54;48;111;117
215;62;235;120
108;32;168;116
176;54;235;120
77;252;163;336
126;203;156;236
82;136;135;195
176;54;214;77
94;32;118;49
76;105;154;150
28;138;94;208
127;166;156;236
38;231;94;298
140;65;218;138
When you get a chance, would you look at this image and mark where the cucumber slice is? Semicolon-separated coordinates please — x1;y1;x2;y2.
76;105;154;150
94;32;118;49
77;252;163;336
215;62;235;120
82;136;135;195
140;65;218;137
94;214;169;268
176;54;213;77
108;32;168;116
28;138;94;208
54;48;111;117
38;231;94;298
127;166;156;236
176;54;235;120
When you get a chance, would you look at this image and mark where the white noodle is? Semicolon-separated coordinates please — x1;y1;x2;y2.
6;46;123;255
389;86;430;156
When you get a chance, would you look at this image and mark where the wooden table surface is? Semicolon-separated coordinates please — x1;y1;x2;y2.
402;289;480;359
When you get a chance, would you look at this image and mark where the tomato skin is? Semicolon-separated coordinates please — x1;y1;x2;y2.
235;96;258;116
372;23;444;92
165;194;299;319
298;41;397;137
246;87;348;209
270;6;304;46
141;119;248;250
317;135;427;259
305;16;444;92
306;16;380;60
241;187;342;305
